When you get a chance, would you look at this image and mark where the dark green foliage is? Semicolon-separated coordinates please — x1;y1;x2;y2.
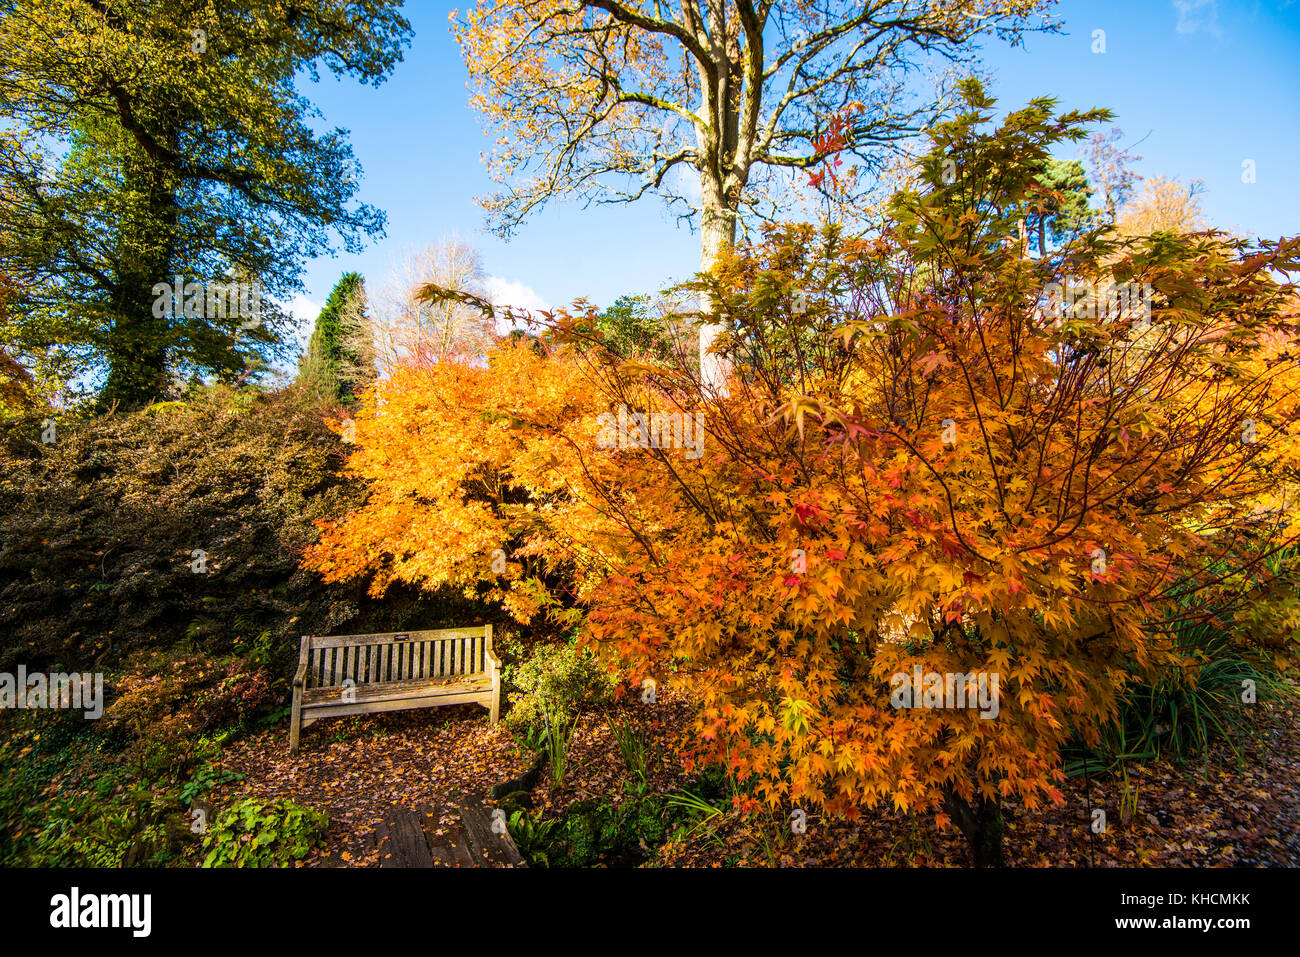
0;386;352;673
591;294;674;359
507;780;672;867
1065;612;1295;776
1032;157;1094;251
300;271;373;405
0;384;477;676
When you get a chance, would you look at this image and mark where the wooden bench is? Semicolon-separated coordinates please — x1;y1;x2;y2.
290;625;499;754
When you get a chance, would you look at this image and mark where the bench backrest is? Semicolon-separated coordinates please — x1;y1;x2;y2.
304;626;492;689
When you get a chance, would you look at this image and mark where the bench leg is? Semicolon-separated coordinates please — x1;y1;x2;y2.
290;686;302;754
490;675;500;724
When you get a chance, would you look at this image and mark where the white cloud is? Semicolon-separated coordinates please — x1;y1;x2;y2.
283;293;323;349
1173;0;1222;38
484;276;548;333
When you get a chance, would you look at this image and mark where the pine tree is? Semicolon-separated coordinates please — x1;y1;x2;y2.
1032;158;1095;252
300;273;373;405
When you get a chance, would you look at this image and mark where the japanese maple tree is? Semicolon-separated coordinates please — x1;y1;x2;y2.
305;83;1300;865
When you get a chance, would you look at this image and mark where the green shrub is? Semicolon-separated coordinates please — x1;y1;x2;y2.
201;797;328;868
504;639;615;737
0;386;367;677
507;780;672;867
0;724;191;868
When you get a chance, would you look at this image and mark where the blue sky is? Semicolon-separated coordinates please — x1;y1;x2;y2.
285;0;1300;340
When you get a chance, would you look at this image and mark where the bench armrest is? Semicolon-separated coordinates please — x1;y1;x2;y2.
293;660;309;688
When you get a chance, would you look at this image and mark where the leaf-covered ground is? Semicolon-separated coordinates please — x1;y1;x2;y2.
210;691;1300;868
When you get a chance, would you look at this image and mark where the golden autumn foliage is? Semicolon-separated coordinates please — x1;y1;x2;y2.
1115;175;1208;237
304;88;1300;863
451;0;1056;266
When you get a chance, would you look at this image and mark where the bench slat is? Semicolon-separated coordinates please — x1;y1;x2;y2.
303;675;490;704
309;627;486;649
301;691;494;724
308;637;490;688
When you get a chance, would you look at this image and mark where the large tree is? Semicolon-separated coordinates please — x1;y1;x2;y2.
0;0;411;407
454;0;1057;386
1082;126;1142;223
1115;175;1207;238
369;238;499;370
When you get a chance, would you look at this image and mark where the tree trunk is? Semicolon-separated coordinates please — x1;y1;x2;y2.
698;199;736;392
100;268;171;410
99;133;179;410
943;787;1005;868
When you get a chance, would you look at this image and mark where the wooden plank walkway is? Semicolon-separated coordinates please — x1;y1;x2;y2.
369;794;525;868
